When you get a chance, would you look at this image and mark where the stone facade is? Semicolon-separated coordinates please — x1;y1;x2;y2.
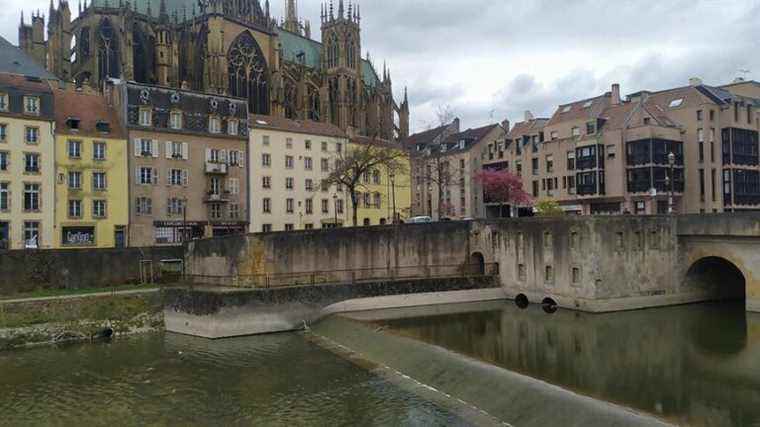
20;0;409;141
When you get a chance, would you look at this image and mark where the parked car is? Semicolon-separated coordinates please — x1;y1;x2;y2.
408;216;433;224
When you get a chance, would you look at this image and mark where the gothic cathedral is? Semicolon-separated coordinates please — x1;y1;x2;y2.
19;0;410;140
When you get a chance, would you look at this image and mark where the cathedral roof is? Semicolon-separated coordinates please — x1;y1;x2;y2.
90;0;197;18
0;36;58;80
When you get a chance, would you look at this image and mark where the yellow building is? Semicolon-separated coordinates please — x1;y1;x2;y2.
52;86;129;248
0;73;56;249
350;137;412;226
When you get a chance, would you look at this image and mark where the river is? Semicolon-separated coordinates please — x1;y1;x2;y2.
1;301;757;426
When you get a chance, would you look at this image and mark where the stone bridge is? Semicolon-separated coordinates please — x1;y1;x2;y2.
172;214;760;337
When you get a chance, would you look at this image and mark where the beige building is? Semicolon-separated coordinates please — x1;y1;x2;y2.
249;115;349;232
111;82;249;246
409;121;505;220
0;73;56;249
489;79;760;215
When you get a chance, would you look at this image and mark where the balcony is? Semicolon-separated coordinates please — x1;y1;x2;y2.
204;191;231;203
205;162;228;175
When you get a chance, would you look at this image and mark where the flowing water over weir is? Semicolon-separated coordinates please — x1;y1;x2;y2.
1;300;757;425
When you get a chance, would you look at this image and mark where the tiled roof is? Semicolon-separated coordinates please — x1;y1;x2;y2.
0;73;53;93
507;118;548;140
600;100;678;131
437;123;500;154
52;88;126;139
250;114;347;138
404;123;450;147
0;36;57;80
546;94;610;127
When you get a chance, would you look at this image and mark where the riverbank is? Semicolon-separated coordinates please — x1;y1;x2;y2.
0;288;164;350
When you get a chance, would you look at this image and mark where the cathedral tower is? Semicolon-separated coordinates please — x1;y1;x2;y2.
46;0;73;80
19;11;47;67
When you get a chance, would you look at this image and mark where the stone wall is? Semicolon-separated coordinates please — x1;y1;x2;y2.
0;246;183;296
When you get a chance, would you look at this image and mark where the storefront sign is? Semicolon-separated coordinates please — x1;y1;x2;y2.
153;221;208;227
62;226;96;246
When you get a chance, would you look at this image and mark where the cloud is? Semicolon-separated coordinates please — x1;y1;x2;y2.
3;0;760;135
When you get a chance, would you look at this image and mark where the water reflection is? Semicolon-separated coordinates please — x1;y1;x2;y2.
0;332;467;426
377;302;760;426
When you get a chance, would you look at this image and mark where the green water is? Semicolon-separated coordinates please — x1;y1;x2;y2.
0;332;467;426
376;301;760;427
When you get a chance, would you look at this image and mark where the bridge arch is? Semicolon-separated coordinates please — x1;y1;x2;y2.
470;251;485;275
685;256;746;302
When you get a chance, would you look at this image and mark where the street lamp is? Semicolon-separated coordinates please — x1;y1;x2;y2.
389;171;397;224
332;193;338;228
668;151;676;215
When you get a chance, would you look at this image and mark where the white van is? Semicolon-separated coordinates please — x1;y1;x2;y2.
408;216;433;224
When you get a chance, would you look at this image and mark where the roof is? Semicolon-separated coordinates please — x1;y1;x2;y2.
350;135;403;150
0;36;57;80
52;88;126;139
507;118;548;140
546;94;610;127
437;124;500;154
404;123;450;147
600;100;678;131
250;114;347;139
0;73;54;94
89;0;243;20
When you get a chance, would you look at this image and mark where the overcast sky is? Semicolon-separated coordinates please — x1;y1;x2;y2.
2;0;760;133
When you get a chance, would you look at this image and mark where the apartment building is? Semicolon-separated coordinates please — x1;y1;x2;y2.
350;136;412;226
52;86;129;248
410;122;504;220
0;73;56;249
249;115;349;232
113;82;249;246
488;79;760;215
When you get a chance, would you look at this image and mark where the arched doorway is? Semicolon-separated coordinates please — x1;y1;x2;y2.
686;257;746;302
470;252;485;275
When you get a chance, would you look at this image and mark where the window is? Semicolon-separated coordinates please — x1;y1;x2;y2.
304;223;314;230
136;197;152;215
23;184;40;211
210;177;221;195
209;117;221;133
228;119;239;135
286;198;294;214
229;203;239;219
322;199;329;213
263;198;271;213
0;93;7;111
262;176;271;189
23;221;39;246
699;169;705;201
285;155;294;169
546;155;554;173
286;138;293;149
550;131;559;140
285;224;295;231
571;127;580;137
68;140;82;158
95;121;110;133
709;110;715;121
262;135;270;146
228;150;239;166
25;153;40;173
139;108;152;126
567;151;576;170
305;179;314;192
586;122;596;135
68;117;83;130
68;171;82;190
262;224;273;232
0;151;8;171
166;198;185;216
336;142;342;153
373;170;381;184
169;111;182;129
139;139;154;157
697;128;704;144
25;127;39;144
227;178;239;195
364;192;371;207
532;158;539;175
322;141;328;152
699;140;704;163
304;157;313;170
669;98;684;108
262;153;271;167
305;140;312;150
23;96;40;115
0;182;8;211
94;142;106;160
336;199;344;214
321;158;329;172
285;177;294;190
0;124;6;142
374;193;382;209
68;199;82;218
209;204;222;220
139;167;155;185
169;169;184;186
607;145;616;159
305;199;313;214
532;180;539;197
93;172;107;190
697;110;703;121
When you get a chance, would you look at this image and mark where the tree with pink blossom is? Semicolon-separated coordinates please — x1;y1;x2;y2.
474;169;533;218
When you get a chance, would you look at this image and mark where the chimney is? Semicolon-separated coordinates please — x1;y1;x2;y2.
501;118;510;133
451;117;461;132
689;77;703;87
524;110;534;121
611;83;621;105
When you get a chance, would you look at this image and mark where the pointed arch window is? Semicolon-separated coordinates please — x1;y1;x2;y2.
346;36;356;68
308;85;321;121
97;19;120;82
327;34;340;68
329;77;340;126
283;78;297;119
228;31;269;115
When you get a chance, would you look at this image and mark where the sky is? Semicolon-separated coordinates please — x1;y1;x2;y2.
2;0;760;134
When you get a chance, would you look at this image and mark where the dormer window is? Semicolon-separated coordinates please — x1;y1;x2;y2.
0;93;8;112
96;121;111;133
66;117;81;131
169;111;182;130
228;119;239;136
571;126;581;137
139;108;152;126
24;96;40;115
209;116;221;134
669;98;684;108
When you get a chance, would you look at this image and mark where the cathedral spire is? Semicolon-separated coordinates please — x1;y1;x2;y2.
338;0;344;19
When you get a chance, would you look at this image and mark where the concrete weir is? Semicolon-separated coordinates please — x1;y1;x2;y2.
164;277;502;338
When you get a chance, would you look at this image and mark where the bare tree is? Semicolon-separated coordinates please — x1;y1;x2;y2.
323;136;409;227
418;104;461;219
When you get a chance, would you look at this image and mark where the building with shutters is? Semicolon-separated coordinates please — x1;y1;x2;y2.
52;84;129;248
249;114;349;232
111;81;249;246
